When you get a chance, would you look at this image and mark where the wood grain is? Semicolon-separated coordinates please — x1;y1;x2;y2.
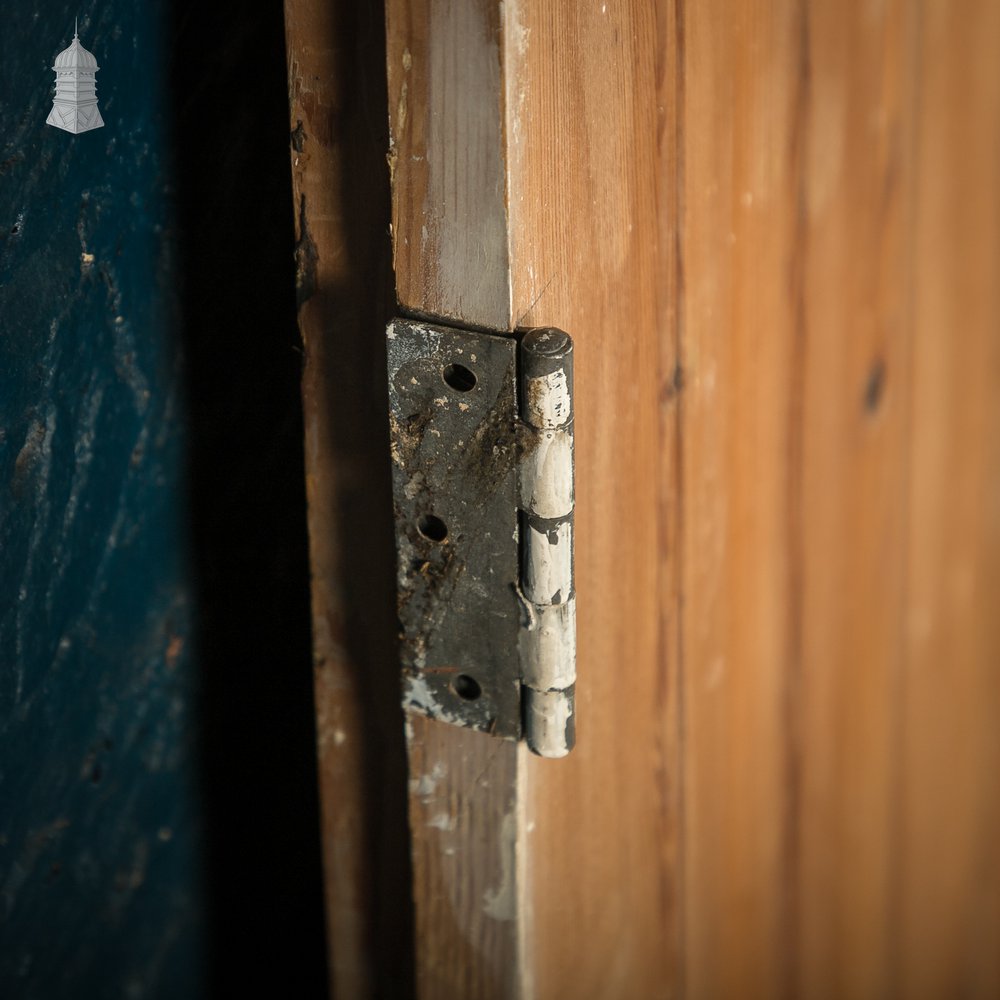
387;1;682;996
285;2;413;997
406;721;525;1000
504;2;682;997
386;0;511;329
381;0;1000;997
898;4;1000;996
385;2;526;996
679;1;1000;997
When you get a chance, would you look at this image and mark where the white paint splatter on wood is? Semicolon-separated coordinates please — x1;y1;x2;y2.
483;807;518;920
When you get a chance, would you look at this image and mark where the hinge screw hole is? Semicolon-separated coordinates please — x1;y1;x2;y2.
442;363;477;392
417;514;448;542
452;674;482;700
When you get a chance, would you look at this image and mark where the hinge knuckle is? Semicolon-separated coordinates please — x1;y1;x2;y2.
521;515;573;605
519;428;574;519
386;319;576;757
519;600;577;690
518;329;576;758
524;685;576;759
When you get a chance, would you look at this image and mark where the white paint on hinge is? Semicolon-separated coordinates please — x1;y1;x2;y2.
523;688;573;759
520;428;573;518
520;597;577;690
524;369;571;429
523;520;573;605
403;673;467;726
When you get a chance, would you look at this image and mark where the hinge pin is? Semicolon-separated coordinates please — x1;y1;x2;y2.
518;329;576;758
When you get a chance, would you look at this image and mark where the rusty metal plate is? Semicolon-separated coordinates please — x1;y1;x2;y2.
386;317;521;739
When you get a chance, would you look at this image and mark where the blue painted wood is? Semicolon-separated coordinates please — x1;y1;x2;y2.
1;2;326;996
0;3;204;996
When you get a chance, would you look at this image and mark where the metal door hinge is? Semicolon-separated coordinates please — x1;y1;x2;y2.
386;317;576;757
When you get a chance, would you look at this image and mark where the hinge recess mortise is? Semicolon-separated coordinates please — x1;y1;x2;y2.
386;317;576;757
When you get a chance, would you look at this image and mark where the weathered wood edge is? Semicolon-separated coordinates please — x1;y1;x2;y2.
386;1;527;997
386;0;512;332
285;1;414;996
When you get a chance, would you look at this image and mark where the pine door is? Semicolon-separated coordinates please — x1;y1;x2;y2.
286;1;1000;996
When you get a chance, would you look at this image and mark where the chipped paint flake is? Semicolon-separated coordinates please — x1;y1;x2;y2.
524;369;571;428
